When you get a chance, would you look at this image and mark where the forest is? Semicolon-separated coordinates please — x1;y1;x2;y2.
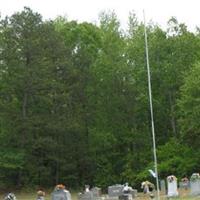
0;7;200;190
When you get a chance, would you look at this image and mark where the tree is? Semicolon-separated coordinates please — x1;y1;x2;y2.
178;63;200;148
157;138;198;178
0;7;71;187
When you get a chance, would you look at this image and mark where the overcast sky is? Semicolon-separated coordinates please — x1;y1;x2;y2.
1;0;200;31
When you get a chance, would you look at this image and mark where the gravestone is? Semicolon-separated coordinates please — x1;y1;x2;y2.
179;181;188;189
108;184;124;198
78;187;102;200
190;173;200;196
179;178;190;190
160;180;166;194
91;187;101;198
78;192;93;200
167;175;179;197
52;189;71;200
130;189;137;198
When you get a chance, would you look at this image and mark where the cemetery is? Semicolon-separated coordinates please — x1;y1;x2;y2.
75;176;200;200
29;177;200;200
0;2;200;200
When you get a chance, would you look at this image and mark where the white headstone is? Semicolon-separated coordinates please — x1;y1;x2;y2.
190;173;200;196
167;175;178;197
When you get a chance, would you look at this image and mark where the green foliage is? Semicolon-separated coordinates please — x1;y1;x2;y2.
178;63;200;147
157;138;198;178
0;7;200;190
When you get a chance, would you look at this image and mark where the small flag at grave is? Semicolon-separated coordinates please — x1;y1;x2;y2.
148;169;156;178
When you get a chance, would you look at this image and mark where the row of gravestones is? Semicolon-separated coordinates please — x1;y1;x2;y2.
78;187;102;200
52;173;200;200
160;173;200;197
78;184;137;200
108;184;137;199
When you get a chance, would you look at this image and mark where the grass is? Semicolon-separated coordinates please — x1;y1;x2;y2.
136;189;200;200
0;192;78;200
0;189;199;200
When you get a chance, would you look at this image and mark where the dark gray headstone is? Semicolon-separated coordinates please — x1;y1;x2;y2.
108;185;123;197
78;192;93;200
52;190;69;200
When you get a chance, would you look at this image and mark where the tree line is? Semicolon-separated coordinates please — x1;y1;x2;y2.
0;7;200;190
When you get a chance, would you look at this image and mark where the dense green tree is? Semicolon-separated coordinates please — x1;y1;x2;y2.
178;63;200;148
0;7;200;190
0;7;71;187
157;138;198;178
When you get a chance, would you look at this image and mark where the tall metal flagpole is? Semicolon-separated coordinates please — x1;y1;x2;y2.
143;10;160;200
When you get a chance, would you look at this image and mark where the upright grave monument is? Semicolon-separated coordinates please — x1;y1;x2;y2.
167;175;179;198
108;184;124;198
179;177;189;190
78;192;93;200
119;183;134;200
78;186;101;200
91;187;101;199
160;180;166;194
190;173;200;196
52;184;71;200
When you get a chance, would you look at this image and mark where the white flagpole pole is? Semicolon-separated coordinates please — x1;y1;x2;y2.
143;10;160;200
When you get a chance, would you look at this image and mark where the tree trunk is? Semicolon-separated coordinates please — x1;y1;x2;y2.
169;91;176;136
55;159;59;184
22;92;28;119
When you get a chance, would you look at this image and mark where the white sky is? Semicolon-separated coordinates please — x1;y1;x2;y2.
1;0;200;31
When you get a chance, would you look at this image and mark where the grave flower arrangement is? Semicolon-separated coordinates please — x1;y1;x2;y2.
37;190;45;197
181;177;189;182
4;193;17;200
55;184;66;190
167;175;177;183
190;173;200;181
